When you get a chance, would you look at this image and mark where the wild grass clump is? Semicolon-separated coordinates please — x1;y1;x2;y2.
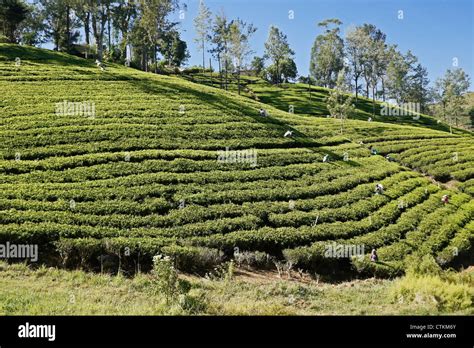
151;254;208;313
391;255;473;312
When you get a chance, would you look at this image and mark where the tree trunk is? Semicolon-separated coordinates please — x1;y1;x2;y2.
142;49;148;72
237;67;241;95
97;36;103;60
66;6;70;52
381;78;386;101
224;54;228;91
202;39;205;71
107;5;111;51
85;13;90;58
364;74;369;98
153;45;157;73
372;86;376;116
209;57;212;85
355;77;358;100
309;77;311;101
217;53;222;89
92;13;104;61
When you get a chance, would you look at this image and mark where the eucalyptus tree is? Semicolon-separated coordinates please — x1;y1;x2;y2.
193;0;212;70
209;11;230;89
345;26;366;99
264;25;294;85
228;18;256;94
112;0;137;62
309;18;344;88
326;68;355;133
432;68;470;126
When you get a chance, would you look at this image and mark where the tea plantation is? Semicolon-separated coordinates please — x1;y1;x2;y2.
186;73;474;193
0;44;473;277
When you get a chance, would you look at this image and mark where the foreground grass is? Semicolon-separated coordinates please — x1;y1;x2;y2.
0;262;471;315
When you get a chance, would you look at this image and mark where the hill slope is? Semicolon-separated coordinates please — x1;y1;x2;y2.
0;44;472;277
183;73;474;193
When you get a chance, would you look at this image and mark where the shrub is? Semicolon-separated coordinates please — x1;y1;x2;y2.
178;288;208;313
391;274;473;312
160;245;223;274
234;250;274;269
151;254;180;304
351;257;404;278
405;255;443;276
204;261;235;281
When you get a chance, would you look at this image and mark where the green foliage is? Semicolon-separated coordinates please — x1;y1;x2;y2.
391;272;473;312
264;26;294;84
251;56;265;76
264;58;297;84
193;0;212;69
235;250;273;269
0;44;472;280
309;19;344;88
152;254;182;304
0;0;30;43
325;69;355;129
405;255;442;276
161;245;223;274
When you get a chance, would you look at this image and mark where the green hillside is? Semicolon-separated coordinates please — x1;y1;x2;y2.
183;73;461;130
0;44;473;278
184;73;474;193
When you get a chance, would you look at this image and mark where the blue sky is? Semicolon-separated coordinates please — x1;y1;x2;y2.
173;0;473;87
34;0;473;87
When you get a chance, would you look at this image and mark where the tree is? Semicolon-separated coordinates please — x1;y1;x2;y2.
90;0;109;60
432;68;470;126
209;11;230;89
18;2;46;46
133;0;180;71
228;18;256;94
326;68;355;133
39;0;80;52
345;26;366;99
279;58;298;82
193;0;212;71
0;0;29;43
367;39;386;115
250;56;264;76
444;84;465;128
406;63;430;113
386;48;429;112
72;0;92;58
385;47;407;105
264;58;298;84
112;0;137;62
264;26;294;85
360;24;386;98
160;29;189;67
309;18;344;88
